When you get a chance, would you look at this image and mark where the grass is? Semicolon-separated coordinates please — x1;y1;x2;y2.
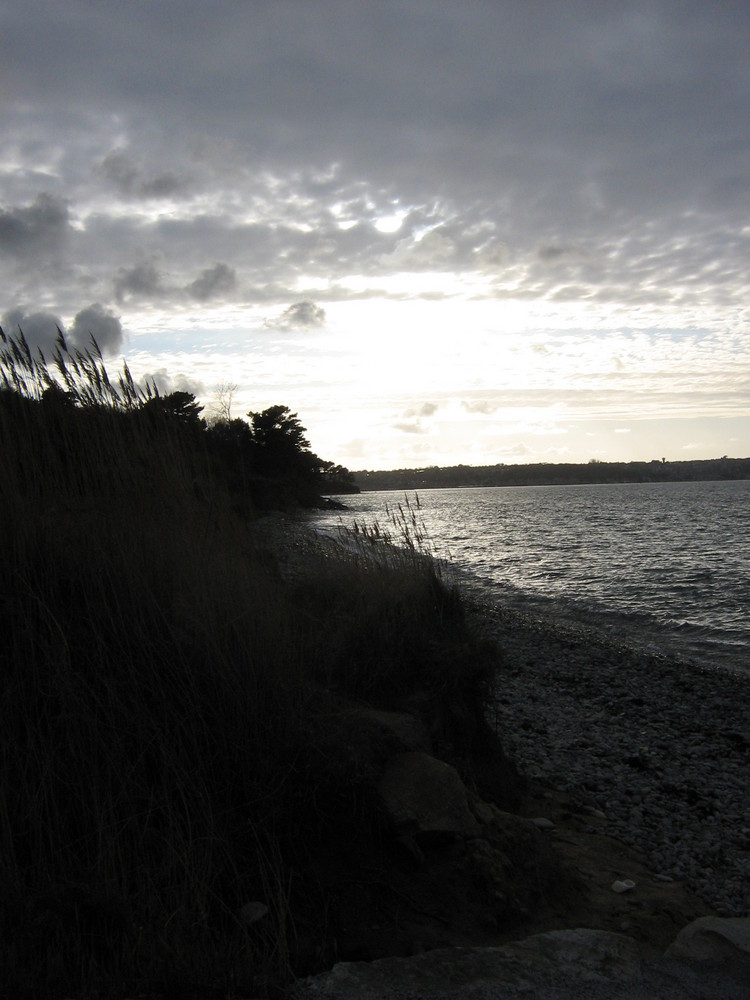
0;329;511;997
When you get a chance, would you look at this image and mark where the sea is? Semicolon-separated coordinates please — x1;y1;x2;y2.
312;479;750;675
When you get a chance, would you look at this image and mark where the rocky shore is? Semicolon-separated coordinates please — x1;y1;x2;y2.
259;517;749;997
461;584;750;921
264;516;749;926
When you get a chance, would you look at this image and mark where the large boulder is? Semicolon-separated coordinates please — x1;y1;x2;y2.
300;924;750;999
298;929;646;998
351;707;431;753
377;751;481;843
666;916;750;963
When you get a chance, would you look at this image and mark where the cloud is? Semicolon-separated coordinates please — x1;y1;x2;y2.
1;1;749;474
1;308;63;354
142;368;205;398
393;420;428;435
97;150;188;200
265;300;327;330
114;260;165;304
0;194;69;256
394;401;438;434
4;0;748;319
462;399;498;415
537;243;575;262
387;228;456;270
69;303;124;356
186;263;236;302
3;303;124;357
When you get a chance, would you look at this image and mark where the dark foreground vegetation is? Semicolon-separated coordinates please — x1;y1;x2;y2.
356;456;750;492
0;330;516;998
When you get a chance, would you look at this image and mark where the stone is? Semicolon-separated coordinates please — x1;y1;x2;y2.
299;929;646;998
531;816;555;830
377;751;481;842
666;916;750;963
611;879;636;893
352;706;431;753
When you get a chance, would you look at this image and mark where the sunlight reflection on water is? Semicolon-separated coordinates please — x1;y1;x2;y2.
313;479;750;674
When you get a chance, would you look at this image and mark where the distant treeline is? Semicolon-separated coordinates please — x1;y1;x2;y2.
354;456;750;492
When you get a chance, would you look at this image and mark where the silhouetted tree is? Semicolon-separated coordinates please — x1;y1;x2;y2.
143;391;205;429
319;460;358;493
205;416;256;493
248;405;319;477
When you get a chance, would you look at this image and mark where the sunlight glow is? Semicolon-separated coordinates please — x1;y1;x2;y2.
374;212;406;233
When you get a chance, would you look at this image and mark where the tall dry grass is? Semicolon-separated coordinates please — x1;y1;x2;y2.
1;329;312;995
0;328;503;997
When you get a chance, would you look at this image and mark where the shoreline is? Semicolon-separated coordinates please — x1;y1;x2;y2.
267;515;749;921
463;590;750;920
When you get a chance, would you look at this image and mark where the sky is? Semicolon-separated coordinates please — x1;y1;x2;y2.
1;1;749;471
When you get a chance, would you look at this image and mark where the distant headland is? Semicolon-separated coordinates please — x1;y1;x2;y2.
353;456;750;492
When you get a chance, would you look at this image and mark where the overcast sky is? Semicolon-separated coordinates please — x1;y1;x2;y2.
2;1;749;470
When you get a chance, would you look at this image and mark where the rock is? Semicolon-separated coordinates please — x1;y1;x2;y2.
377;751;481;842
512;927;645;977
666;916;750;963
469;798;498;826
611;879;636;893
301;924;750;999
352;707;431;753
531;816;556;830
299;929;646;998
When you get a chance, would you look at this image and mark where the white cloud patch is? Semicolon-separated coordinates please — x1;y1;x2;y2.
462;399;499;415
141;368;205;398
387;228;456;270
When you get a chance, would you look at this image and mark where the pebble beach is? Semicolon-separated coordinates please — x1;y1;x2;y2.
463;588;750;921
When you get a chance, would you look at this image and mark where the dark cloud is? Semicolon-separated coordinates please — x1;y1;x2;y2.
1;3;749;316
537;244;571;262
0;194;69;256
97;151;188;200
114;260;165;304
69;303;124;356
1;308;63;355
186;263;236;302
2;303;123;357
266;301;327;331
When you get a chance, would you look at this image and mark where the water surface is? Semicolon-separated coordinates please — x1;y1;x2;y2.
313;480;750;674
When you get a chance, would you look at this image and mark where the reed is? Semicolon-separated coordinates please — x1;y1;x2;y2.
0;328;499;997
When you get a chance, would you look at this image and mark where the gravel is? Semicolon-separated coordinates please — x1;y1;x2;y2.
461;585;750;920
